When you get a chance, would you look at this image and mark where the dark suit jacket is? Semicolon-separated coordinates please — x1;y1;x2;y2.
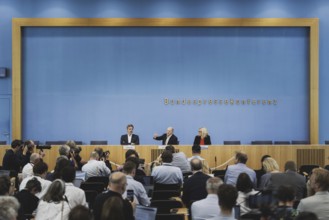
154;134;179;145
182;171;211;206
120;134;140;145
93;190;134;220
193;135;211;145
268;170;306;200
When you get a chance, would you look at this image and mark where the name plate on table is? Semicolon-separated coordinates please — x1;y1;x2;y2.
123;145;135;150
200;145;208;149
158;145;166;149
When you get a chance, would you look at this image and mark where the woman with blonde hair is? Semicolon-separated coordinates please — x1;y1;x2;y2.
193;127;211;145
259;157;280;190
35;179;70;220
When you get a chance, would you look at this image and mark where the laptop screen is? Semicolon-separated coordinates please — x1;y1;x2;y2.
135;205;157;220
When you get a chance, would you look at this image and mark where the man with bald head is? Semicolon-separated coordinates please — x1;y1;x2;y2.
153;127;179;145
182;158;211;206
93;172;134;220
21;153;41;179
82;151;111;179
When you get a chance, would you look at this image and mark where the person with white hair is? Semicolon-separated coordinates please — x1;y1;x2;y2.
0;196;20;220
22;152;41;179
191;177;223;220
153;127;179;145
193;127;211;145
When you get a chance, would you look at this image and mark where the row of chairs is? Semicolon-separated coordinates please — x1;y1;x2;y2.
0;140;108;145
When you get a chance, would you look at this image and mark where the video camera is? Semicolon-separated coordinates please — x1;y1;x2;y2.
36;145;52;150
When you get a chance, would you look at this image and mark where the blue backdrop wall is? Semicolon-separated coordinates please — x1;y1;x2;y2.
0;0;328;144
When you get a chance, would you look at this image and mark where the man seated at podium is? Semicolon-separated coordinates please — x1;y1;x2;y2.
120;124;140;145
153;127;179;145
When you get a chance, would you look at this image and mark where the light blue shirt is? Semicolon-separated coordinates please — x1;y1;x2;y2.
125;175;150;206
224;163;257;187
297;191;329;220
191;194;220;220
151;163;183;184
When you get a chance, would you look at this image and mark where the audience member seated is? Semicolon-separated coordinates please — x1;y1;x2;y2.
101;195;125;220
188;145;210;174
124;149;146;176
0;196;20;220
22;153;42;180
208;184;238;220
15;178;41;220
61;166;88;208
94;147;112;171
66;140;85;170
224;152;257;187
35;179;71;220
93;172;134;220
82;151;111;179
236;173;259;216
2;139;27;173
19;161;51;198
297;168;329;220
272;185;297;220
68;205;94;220
153;127;179;145
259;157;280;190
193;127;211;145
255;155;271;188
46;158;71;181
166;145;191;173
57;144;78;169
151;150;183;184
0;175;16;196
182;158;211;207
191;177;223;220
122;161;150;206
22;140;41;167
268;161;306;200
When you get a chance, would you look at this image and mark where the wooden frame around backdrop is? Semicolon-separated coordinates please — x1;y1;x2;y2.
12;18;319;143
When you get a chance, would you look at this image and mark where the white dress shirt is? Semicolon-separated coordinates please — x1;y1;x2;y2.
35;200;70;220
191;194;220;220
151;163;183;184
65;182;88;208
19;175;52;199
82;159;111;179
123;175;150;206
22;163;34;179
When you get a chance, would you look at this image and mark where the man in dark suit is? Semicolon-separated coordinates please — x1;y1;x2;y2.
267;161;306;200
120;124;140;145
153;127;179;145
182;158;211;207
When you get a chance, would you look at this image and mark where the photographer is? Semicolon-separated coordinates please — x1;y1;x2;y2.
2;139;28;173
94;147;112;171
66;140;85;170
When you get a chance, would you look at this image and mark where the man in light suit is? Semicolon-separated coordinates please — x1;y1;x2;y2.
120;124;140;145
153;127;179;145
297;168;329;220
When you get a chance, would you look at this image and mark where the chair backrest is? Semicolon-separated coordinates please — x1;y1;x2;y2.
291;140;310;145
251;141;273;145
150;200;183;214
212;169;226;179
45;141;67;145
274;141;290;145
223;140;241;145
156;214;185;220
74;141;83;145
325;140;329;145
152;190;181;200
84;190;98;209
72;178;84;188
80;182;105;194
90;140;108;145
154;183;181;191
0;141;7;145
86;176;109;188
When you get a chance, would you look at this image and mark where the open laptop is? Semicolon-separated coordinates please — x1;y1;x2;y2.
135;205;157;220
75;171;87;181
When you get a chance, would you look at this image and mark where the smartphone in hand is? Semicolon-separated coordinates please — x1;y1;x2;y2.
127;189;134;202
